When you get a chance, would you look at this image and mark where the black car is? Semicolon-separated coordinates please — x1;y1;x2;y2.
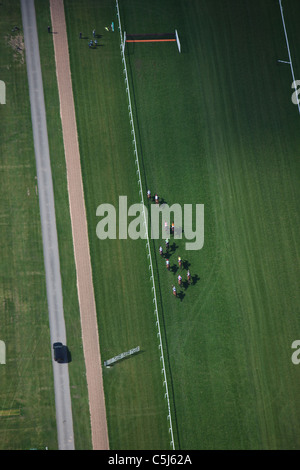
53;342;65;363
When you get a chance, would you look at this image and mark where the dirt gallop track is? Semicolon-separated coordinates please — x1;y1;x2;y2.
49;0;109;450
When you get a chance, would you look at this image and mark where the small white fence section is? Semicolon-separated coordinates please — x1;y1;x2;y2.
104;346;140;367
116;0;175;450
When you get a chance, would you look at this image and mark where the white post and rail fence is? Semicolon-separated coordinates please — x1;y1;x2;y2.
116;0;176;450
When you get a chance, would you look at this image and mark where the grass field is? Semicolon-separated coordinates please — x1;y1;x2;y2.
0;1;57;450
119;0;300;449
63;0;300;449
0;0;92;450
1;0;300;450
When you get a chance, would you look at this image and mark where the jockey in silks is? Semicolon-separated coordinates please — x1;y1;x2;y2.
155;193;159;205
187;269;191;284
159;246;163;256
178;274;182;286
147;189;151;200
178;256;182;269
165;238;169;252
171;221;175;235
172;285;177;297
166;259;170;270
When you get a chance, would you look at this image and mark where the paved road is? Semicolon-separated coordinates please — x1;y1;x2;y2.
21;0;75;450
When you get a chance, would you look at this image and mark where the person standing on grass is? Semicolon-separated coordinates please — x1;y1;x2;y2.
93;29;96;37
79;32;82;39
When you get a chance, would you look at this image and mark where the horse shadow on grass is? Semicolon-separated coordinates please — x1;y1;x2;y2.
191;274;200;286
158;197;168;206
173;226;184;238
170;264;178;275
181;272;200;290
170;242;178;254
90;44;105;49
166;242;178;259
182;259;191;270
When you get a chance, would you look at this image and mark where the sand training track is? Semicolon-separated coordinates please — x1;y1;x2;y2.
49;0;109;450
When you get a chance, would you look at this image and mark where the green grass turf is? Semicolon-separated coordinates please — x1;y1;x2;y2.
120;0;300;449
44;0;300;449
0;0;57;450
34;0;92;449
63;0;171;449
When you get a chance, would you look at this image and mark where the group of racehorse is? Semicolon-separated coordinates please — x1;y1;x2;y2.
147;190;192;299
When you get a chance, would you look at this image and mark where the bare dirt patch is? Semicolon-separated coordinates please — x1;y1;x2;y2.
5;33;25;64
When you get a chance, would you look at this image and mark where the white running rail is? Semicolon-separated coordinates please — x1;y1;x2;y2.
278;0;300;114
116;0;175;450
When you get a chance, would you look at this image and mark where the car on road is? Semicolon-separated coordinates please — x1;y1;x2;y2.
53;342;65;363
